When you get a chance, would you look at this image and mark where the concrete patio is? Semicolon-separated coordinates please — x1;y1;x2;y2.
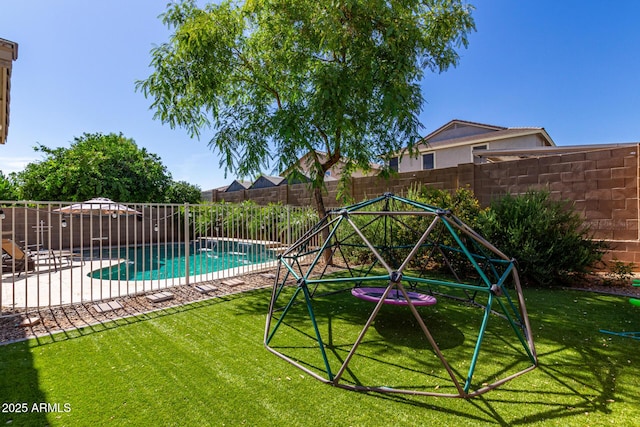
1;256;278;309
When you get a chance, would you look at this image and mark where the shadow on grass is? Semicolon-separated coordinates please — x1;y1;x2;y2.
0;287;274;426
0;300;48;425
401;290;637;424
373;309;465;350
6;290;253;348
3;283;636;426
0;340;49;426
251;283;640;425
330;345;625;426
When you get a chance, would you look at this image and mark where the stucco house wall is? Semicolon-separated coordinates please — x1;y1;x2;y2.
395;120;555;172
397;133;550;172
285;150;381;181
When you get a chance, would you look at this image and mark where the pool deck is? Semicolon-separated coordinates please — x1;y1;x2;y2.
1;256;278;309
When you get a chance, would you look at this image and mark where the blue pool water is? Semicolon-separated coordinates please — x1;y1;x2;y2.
88;240;276;281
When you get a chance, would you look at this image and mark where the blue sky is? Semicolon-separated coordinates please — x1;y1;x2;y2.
2;1;640;191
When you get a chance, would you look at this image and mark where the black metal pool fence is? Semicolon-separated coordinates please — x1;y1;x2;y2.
1;201;319;311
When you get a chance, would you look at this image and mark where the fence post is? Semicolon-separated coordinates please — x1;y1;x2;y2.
184;203;190;285
287;206;291;246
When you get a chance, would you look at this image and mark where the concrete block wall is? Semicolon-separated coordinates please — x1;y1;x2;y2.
206;145;640;267
1;207;180;251
472;146;639;265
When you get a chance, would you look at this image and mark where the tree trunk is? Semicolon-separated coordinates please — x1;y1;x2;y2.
312;186;333;266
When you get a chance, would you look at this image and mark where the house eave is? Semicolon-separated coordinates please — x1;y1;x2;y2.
0;38;19;145
420;119;506;142
416;128;556;153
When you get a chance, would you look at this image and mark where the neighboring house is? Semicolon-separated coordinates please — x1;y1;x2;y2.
250;175;284;189
284;150;382;181
225;180;252;192
206;151;382;197
200;185;228;201
281;171;312;185
0;38;19;145
390;119;556;173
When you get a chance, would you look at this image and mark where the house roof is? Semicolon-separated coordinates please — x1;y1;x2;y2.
422;119;507;142
225;180;252;192
420;128;555;151
249;175;285;189
0;38;19;145
415;119;555;153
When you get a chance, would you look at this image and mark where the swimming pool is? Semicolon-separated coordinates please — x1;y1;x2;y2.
88;240;276;281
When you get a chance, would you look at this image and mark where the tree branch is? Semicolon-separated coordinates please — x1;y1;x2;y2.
313;123;330;155
233;47;283;109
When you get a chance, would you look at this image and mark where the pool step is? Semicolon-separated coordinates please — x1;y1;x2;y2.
146;291;175;303
222;278;245;288
195;284;219;294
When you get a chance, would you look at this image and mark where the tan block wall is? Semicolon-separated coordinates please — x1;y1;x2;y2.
471;146;639;265
1;207;180;250
205;145;640;268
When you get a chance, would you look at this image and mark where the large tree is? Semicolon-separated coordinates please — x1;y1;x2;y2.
0;171;19;200
15;132;172;203
165;180;202;204
137;0;475;220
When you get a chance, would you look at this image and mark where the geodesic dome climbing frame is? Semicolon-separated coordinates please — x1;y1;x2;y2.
264;193;537;398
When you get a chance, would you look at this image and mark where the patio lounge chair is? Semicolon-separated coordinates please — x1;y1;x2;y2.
2;238;36;275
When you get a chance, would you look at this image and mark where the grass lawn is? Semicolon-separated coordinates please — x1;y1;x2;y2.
1;286;639;426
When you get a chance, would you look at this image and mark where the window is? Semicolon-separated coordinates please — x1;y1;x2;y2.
389;157;398;172
325;170;331;177
472;144;488;164
422;153;434;170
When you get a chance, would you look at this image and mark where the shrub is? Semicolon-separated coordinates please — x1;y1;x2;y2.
337;185;486;272
477;190;608;286
186;201;317;244
604;259;635;286
401;184;487;273
406;183;485;230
